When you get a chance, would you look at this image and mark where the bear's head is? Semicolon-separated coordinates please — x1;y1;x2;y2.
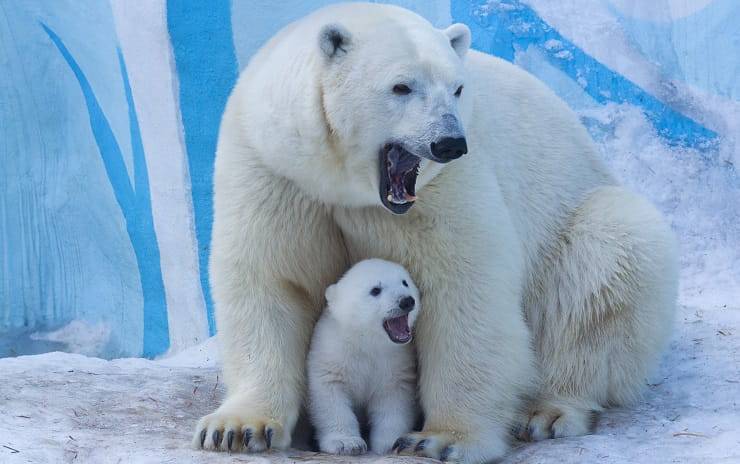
317;7;472;214
325;259;420;345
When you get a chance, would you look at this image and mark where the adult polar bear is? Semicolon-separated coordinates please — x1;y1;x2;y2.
194;3;678;462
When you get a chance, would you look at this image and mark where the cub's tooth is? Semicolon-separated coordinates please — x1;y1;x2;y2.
387;194;393;203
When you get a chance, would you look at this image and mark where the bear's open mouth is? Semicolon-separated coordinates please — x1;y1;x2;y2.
379;144;421;215
382;314;412;344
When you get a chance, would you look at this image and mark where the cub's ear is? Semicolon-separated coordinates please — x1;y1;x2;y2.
444;23;471;59
319;23;351;60
325;284;337;303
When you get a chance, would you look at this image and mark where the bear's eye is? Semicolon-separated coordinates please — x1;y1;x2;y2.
370;286;382;296
402;280;408;287
454;85;463;97
392;84;412;95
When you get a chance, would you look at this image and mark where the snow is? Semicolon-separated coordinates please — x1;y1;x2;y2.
29;321;111;357
1;301;738;463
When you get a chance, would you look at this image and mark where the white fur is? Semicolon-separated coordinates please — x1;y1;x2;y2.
307;259;420;455
193;3;678;462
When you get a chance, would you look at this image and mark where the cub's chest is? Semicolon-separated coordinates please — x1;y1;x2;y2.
334;343;414;403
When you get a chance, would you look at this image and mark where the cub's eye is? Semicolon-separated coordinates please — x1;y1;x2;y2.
393;84;412;95
454;85;463;97
370;286;382;296
402;280;408;287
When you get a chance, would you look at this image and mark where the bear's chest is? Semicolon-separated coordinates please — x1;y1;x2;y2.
333;205;461;279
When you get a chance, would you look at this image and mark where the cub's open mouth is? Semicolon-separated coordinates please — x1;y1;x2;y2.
383;314;412;344
379;144;421;214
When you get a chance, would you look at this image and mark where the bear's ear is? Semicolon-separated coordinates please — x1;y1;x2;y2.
444;23;471;59
319;23;352;60
325;284;337;303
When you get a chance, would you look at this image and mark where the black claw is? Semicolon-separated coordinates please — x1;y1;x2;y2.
391;438;402;452
392;437;411;453
589;410;600;432
227;430;234;450
414;439;428;452
212;430;222;448
440;446;454;461
199;429;207;448
265;427;273;449
243;429;253;449
549;428;556;440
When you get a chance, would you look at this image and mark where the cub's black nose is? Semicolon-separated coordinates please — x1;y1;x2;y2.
430;137;467;162
399;296;415;312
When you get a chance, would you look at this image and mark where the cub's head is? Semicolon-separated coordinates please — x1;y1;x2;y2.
325;259;420;345
317;6;471;214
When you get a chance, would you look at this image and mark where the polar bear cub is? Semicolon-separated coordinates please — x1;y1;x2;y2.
307;259;420;455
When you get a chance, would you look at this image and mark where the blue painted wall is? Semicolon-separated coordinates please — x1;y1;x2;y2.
1;0;737;358
1;1;145;357
167;0;239;335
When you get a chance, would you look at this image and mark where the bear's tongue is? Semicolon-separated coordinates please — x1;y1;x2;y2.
383;314;412;344
386;146;419;205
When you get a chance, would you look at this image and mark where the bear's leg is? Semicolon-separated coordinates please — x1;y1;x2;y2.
192;284;316;452
393;249;535;462
193;174;348;452
521;186;678;441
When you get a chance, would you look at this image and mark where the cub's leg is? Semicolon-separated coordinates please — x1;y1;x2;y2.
309;380;367;455
521;186;678;441
368;384;416;454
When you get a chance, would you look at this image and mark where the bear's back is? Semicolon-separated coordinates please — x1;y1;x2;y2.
460;49;615;257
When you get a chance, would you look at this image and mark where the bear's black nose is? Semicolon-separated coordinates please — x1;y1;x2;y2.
399;296;415;312
430;137;467;162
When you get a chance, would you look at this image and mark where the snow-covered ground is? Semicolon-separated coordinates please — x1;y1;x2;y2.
1;301;738;463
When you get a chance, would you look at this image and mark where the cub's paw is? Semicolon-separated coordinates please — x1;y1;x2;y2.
516;402;598;441
192;411;287;452
319;435;367;455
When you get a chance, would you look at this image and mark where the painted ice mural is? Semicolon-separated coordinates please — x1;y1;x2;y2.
0;0;737;358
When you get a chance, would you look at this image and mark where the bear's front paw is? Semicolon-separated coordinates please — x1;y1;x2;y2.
192;410;287;453
392;430;506;463
392;431;464;462
319;435;367;455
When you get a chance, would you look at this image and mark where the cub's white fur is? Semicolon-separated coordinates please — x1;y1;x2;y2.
193;3;678;462
307;259;420;455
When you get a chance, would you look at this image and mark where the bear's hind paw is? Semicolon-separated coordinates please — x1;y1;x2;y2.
516;402;598;442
